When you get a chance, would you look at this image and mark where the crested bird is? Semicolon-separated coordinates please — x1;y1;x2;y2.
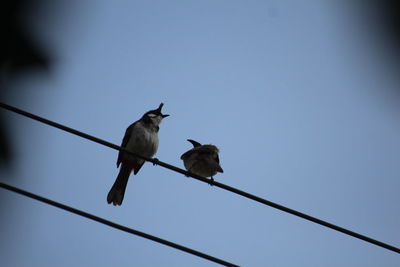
107;103;169;206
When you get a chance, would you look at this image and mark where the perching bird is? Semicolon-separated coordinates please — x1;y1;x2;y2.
107;103;169;206
180;139;223;182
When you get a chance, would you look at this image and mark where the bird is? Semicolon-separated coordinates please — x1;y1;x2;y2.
180;139;223;183
107;103;169;206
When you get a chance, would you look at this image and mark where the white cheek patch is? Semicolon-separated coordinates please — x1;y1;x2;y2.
147;114;162;125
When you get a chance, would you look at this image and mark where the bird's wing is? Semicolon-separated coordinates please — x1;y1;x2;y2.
215;153;220;163
180;149;194;160
180;146;213;160
116;122;136;167
133;161;145;175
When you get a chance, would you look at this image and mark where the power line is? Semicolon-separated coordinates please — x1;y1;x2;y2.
1;102;399;254
0;182;239;267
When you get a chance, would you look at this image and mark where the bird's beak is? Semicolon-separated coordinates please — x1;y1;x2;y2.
162;114;169;118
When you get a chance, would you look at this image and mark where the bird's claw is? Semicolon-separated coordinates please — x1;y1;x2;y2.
209;177;215;186
186;169;194;178
152;158;159;166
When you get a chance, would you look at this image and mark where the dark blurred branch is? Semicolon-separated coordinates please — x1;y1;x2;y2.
0;0;51;169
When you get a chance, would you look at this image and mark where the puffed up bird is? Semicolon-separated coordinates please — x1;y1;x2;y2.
180;139;223;182
107;103;169;206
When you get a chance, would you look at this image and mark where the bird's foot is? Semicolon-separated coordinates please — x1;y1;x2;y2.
209;177;215;186
185;169;193;178
152;158;159;166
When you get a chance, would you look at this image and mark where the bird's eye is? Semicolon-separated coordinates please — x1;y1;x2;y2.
147;113;157;118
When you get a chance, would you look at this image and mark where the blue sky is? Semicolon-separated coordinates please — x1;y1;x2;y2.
1;1;400;266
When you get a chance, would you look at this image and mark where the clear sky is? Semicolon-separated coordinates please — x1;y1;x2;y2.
1;1;400;266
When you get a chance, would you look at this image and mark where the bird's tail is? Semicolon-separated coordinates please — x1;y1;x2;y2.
216;164;224;173
107;165;131;206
